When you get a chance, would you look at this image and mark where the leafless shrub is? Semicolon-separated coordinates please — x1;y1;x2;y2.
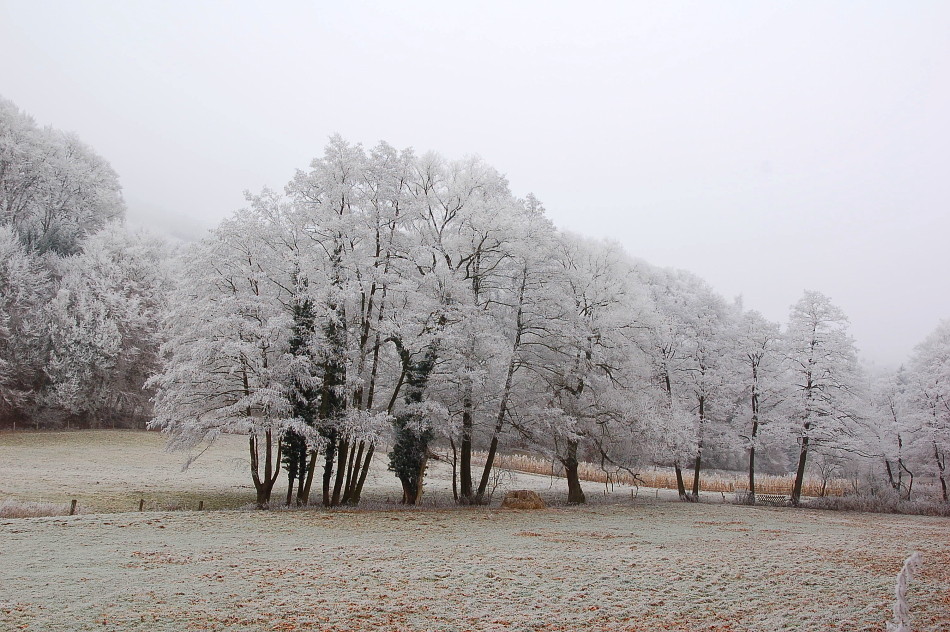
733;490;754;505
804;491;950;516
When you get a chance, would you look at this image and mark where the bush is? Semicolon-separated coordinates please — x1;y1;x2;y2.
804;490;950;517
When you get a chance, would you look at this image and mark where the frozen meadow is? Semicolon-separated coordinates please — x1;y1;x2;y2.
3;11;950;630
1;431;948;631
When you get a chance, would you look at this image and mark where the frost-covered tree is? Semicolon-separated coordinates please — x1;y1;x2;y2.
677;279;732;500
395;152;555;504
148;211;309;508
732;309;786;501
908;321;950;502
283;137;415;506
0;98;133;429
281;284;319;506
635;265;732;500
0;97;125;255
45;224;172;426
468;195;561;504
867;369;922;499
46;273;121;425
0;226;51;426
525;235;648;504
785;291;863;505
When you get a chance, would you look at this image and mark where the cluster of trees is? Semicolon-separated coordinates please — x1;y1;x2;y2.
1;96;947;509
0;98;171;430
874;325;950;503
146;137;948;508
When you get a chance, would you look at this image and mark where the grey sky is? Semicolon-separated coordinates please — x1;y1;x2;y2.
2;1;948;367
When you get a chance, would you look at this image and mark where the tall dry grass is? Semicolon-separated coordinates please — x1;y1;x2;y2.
473;451;848;497
0;499;76;518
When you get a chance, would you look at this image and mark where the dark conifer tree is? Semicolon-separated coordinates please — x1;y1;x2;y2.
282;285;319;505
388;343;437;504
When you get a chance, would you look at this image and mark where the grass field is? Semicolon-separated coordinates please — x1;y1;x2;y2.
0;430;614;513
0;430;258;513
1;430;949;631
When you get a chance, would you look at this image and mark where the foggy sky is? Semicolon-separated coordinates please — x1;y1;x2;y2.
2;1;948;367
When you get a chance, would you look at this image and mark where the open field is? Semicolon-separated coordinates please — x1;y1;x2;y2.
0;431;847;515
0;430;259;513
1;431;949;631
2;499;949;631
0;430;625;513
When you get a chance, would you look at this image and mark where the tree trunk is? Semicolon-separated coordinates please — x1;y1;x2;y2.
674;464;689;501
450;438;459;503
473;270;526;505
691;393;705;501
341;440;364;504
281;433;306;506
414;453;428;505
331;438;349;506
749;422;759;505
474;340;520;503
349;444;374;505
249;431;282;509
300;450;318;505
793;360;816;507
398;450;430;506
691;452;702;501
285;471;295;506
748;441;756;503
318;288;347;506
895;432;905;494
935;442;948;502
322;435;337;507
255;486;270;509
884;459;898;492
250;435;264;507
400;480;416;504
343;441;373;505
748;366;759;503
563;441;585;504
791;432;810;506
255;481;275;509
459;394;474;503
898;459;914;500
476;436;500;503
296;463;306;505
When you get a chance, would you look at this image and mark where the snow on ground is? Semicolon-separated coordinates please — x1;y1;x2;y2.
1;431;948;631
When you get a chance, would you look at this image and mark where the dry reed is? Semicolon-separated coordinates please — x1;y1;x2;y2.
0;499;75;518
473;451;848;497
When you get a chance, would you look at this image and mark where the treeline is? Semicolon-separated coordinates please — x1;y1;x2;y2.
1;98;947;509
0;97;171;430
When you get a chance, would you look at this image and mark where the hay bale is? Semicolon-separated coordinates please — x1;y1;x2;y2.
501;490;546;510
